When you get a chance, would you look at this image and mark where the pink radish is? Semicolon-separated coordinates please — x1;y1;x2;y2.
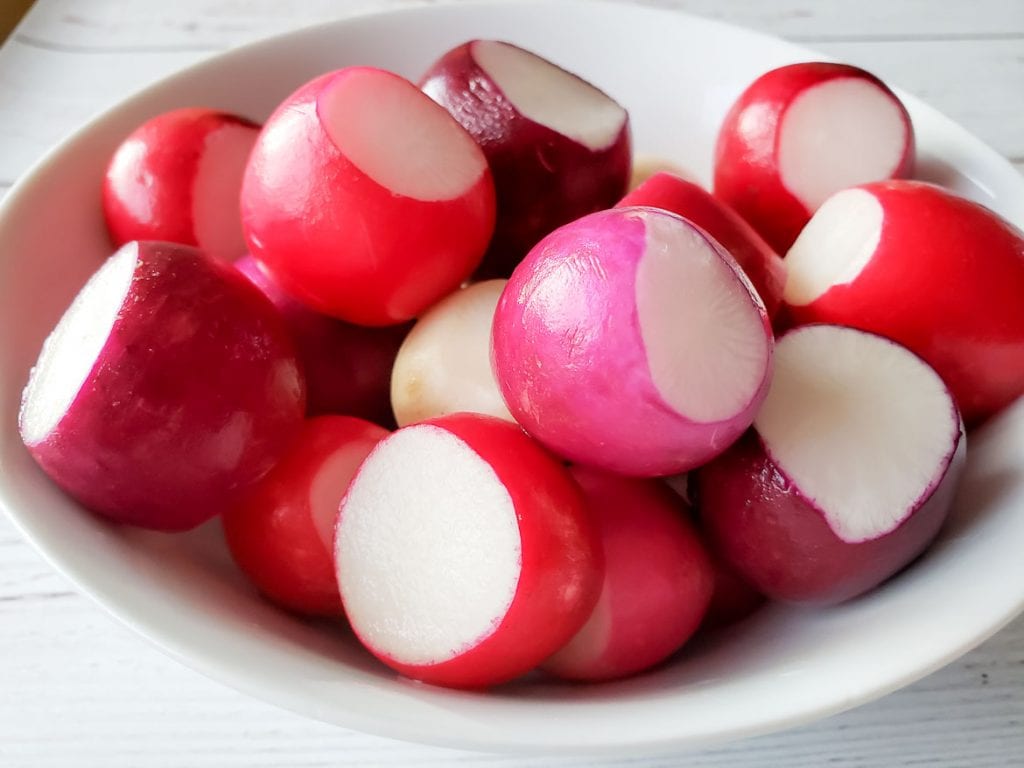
223;415;387;617
390;279;513;427
714;63;914;253
542;467;713;682
19;241;305;532
697;325;965;605
420;40;630;278
335;413;602;689
241;67;496;326
783;180;1024;426
618;172;786;318
104;108;259;262
235;255;407;425
491;207;773;477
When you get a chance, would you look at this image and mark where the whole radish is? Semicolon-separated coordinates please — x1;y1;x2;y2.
19;241;305;532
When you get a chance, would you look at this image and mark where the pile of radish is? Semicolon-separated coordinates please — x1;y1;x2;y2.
18;38;1024;689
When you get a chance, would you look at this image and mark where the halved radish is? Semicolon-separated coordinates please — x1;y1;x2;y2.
390;279;513;427
104;108;259;262
542;467;713;682
235;255;408;424
335;413;602;688
714;62;914;253
241;67;496;326
697;325;965;605
783;180;1024;425
618;172;786;318
19;241;305;532
421;40;630;278
492;207;773;477
222;415;387;616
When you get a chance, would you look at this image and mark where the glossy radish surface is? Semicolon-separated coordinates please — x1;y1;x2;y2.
492;207;773;476
241;67;495;325
714;62;913;253
698;325;965;605
223;416;387;616
335;413;602;688
104;108;259;262
542;467;713;682
390;279;513;427
236;256;407;424
619;172;786;318
19;241;305;531
783;181;1024;425
421;40;630;278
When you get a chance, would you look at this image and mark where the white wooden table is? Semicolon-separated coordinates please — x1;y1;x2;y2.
1;1;1022;765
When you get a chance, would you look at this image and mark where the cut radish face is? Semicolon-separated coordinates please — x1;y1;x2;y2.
20;241;305;532
390;279;514;427
421;40;631;278
783;180;1024;425
223;416;387;617
697;325;965;605
242;67;495;326
714;62;913;253
492;207;773;476
336;413;601;688
618;172;786;318
104;108;260;262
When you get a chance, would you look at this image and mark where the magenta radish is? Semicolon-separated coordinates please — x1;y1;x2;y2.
491;207;773;477
19;241;305;532
390;279;513;427
714;63;914;253
241;66;496;326
104;108;260;262
542;467;713;682
697;325;965;605
783;181;1024;426
335;413;602;689
420;40;630;278
235;256;407;424
222;416;387;617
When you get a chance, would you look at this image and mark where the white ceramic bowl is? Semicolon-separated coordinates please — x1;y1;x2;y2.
2;0;1024;755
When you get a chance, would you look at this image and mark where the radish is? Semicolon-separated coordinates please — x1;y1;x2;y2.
714;62;914;253
390;279;513;427
241;67;496;326
701;553;767;630
104;108;259;262
542;467;713;682
420;40;630;278
783;180;1024;425
697;325;965;605
335;413;602;688
629;155;692;192
19;241;305;532
492;207;773;477
235;255;407;425
222;415;387;617
618;172;787;318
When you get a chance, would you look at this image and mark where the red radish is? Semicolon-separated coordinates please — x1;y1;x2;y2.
629;155;692;192
492;207;773;477
235;255;407;424
619;172;786;317
222;415;387;616
241;67;495;326
714;62;914;253
542;467;713;682
19;241;305;532
697;325;965;605
390;279;513;427
335;413;602;688
420;40;630;278
783;181;1024;425
104;108;259;262
701;551;767;630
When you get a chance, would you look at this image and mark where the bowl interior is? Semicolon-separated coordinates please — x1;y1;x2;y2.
2;0;1024;755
